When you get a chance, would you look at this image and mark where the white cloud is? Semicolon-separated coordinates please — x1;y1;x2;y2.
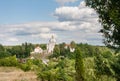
39;33;57;39
8;38;19;42
0;34;6;37
0;20;102;45
54;1;101;32
0;1;103;45
56;0;77;5
39;28;51;32
54;2;96;21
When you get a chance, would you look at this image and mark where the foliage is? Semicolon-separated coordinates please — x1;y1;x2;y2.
39;44;46;50
0;56;18;66
8;45;24;58
0;43;119;81
94;52;114;76
7;42;33;58
111;54;120;81
50;45;60;58
77;43;97;58
75;47;84;81
51;43;71;59
83;57;96;81
82;53;117;81
19;63;31;72
85;0;120;51
70;41;76;48
0;44;11;58
21;42;33;57
59;43;70;57
18;59;32;72
37;57;75;81
0;44;5;51
0;51;11;59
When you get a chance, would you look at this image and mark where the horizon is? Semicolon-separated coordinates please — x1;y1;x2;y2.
0;0;104;46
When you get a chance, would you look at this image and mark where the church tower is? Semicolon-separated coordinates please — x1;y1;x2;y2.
47;35;56;53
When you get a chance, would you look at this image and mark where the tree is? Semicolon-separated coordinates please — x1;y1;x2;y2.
22;42;33;57
94;52;114;77
51;45;60;58
111;54;120;81
0;44;10;58
59;42;69;57
85;0;120;51
10;46;24;58
70;41;76;48
75;47;84;81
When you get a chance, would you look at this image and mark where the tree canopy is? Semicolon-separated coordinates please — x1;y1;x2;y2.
85;0;120;50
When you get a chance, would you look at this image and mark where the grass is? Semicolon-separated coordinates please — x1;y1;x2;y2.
0;67;38;81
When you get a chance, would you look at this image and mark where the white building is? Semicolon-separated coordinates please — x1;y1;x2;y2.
47;35;56;53
64;44;75;52
70;47;75;52
31;46;43;54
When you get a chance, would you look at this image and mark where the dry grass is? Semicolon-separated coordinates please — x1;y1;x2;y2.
0;67;39;81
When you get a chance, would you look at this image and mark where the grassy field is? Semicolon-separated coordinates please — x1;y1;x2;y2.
0;67;38;81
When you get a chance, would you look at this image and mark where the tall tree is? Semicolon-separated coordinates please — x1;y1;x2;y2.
75;47;84;81
85;0;120;51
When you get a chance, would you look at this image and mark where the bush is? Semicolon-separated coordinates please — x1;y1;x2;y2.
0;51;11;59
19;63;31;72
0;56;18;66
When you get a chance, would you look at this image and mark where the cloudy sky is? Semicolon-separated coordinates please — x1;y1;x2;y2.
0;0;103;45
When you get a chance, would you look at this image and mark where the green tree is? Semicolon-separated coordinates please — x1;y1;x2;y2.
85;0;120;51
0;44;5;51
22;42;33;57
10;46;24;58
40;44;46;50
75;47;84;81
111;54;120;81
0;44;10;58
94;53;114;77
59;42;70;57
51;45;60;58
70;41;76;48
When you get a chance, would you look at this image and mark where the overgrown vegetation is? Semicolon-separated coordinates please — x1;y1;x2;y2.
0;42;119;81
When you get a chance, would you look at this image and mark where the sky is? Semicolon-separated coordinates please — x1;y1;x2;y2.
0;0;103;45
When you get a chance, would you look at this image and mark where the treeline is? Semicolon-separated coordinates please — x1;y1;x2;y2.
0;41;103;59
52;42;109;59
0;42;46;58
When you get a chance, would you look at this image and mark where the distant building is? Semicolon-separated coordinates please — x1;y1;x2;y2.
64;44;75;52
70;47;75;52
31;46;43;54
64;44;70;49
34;46;43;53
47;35;56;53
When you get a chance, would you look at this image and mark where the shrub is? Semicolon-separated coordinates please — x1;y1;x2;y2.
19;63;31;72
0;56;18;66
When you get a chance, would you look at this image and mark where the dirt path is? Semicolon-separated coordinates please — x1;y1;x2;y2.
0;67;38;81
